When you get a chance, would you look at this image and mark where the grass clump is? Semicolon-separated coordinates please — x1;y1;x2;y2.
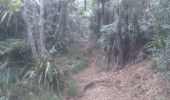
23;94;60;100
66;78;79;97
72;59;88;74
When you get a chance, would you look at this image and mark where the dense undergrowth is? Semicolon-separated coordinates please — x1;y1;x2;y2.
0;0;170;99
0;40;88;99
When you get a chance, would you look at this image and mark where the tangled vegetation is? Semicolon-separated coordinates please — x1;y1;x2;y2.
0;0;170;99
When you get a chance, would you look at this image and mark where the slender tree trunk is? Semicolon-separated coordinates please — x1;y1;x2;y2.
39;0;46;58
84;0;87;11
21;10;38;59
61;2;67;36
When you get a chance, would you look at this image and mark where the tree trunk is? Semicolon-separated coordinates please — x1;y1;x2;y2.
39;0;46;58
21;10;38;59
60;2;67;36
84;0;87;11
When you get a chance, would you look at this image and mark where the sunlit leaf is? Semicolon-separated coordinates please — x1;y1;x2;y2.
1;11;9;23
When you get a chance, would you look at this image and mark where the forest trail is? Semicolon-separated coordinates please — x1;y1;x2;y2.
69;41;169;100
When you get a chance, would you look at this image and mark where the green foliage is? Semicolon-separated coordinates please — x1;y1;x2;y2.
0;0;21;12
24;94;60;100
0;40;26;54
0;40;32;68
140;0;170;76
8;83;59;100
0;0;22;41
0;40;34;99
1;0;170;99
66;78;79;97
98;24;115;50
42;0;81;54
100;24;115;34
0;0;21;23
144;37;165;54
23;59;64;99
72;59;88;74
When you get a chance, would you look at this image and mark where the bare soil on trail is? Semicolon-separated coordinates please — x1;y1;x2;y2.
68;41;170;100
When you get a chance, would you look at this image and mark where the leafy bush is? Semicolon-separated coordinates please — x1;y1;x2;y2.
0;40;32;86
144;36;165;54
153;37;170;71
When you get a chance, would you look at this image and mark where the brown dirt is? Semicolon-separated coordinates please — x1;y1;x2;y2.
68;41;170;100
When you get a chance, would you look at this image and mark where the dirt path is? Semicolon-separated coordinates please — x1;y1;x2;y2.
73;59;156;100
69;41;169;100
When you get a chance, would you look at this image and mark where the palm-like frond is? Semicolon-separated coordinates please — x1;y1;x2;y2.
0;40;31;88
0;40;25;55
